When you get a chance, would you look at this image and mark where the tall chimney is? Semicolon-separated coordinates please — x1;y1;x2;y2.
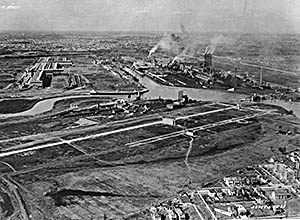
204;54;212;67
260;66;263;84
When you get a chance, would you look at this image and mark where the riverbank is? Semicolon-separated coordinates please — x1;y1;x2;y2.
0;74;299;119
138;75;300;118
0;89;146;117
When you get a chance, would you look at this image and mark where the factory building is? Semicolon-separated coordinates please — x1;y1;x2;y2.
42;62;64;76
19;56;72;88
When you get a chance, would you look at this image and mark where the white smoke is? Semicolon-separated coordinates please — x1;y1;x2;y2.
206;34;232;54
149;24;204;63
170;55;179;65
148;32;183;58
148;44;159;57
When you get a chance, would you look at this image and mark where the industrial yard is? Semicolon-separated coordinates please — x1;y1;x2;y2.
0;2;300;218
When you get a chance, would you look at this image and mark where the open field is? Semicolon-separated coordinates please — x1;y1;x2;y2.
0;57;35;89
0;144;83;173
0;101;293;219
8;115;298;220
175;108;252;128
73;124;181;154
0;99;40;113
51;97;113;112
0;99;202;142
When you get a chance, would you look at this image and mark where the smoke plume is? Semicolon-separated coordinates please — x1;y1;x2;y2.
148;24;204;65
206;34;231;54
148;32;183;57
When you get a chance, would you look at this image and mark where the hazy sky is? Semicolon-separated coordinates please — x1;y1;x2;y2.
0;0;300;33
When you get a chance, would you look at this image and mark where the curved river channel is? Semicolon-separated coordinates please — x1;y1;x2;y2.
0;75;299;118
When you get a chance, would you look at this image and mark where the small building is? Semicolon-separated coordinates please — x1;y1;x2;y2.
270;188;292;200
224;177;242;187
162;117;176;126
58;57;73;67
286;167;295;183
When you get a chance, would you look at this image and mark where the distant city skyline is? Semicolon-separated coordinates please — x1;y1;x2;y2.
0;0;300;33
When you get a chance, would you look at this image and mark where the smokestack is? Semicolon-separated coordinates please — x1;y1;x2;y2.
260;66;263;84
204;53;212;67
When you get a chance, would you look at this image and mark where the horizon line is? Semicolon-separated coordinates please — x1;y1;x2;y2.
0;29;299;35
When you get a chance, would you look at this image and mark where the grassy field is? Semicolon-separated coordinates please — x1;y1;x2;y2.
8;118;267;219
73;124;182;154
0;99;39;114
0;57;35;89
1;144;83;172
2;101;299;220
175;108;250;128
51;97;112;112
8;120;279;220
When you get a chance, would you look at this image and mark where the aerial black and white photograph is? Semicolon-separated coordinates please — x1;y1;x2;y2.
0;0;300;219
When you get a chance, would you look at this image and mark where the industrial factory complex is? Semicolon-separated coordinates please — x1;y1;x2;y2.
18;57;72;88
0;29;300;220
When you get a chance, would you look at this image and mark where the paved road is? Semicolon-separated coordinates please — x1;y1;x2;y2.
127;113;259;148
192;204;205;220
175;106;236;120
0;105;235;150
0;121;161;158
0;106;267;159
0;114;161;145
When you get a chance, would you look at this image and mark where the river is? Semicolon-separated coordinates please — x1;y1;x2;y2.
138;76;300;118
0;75;299;118
138;75;247;102
0;94;129;118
